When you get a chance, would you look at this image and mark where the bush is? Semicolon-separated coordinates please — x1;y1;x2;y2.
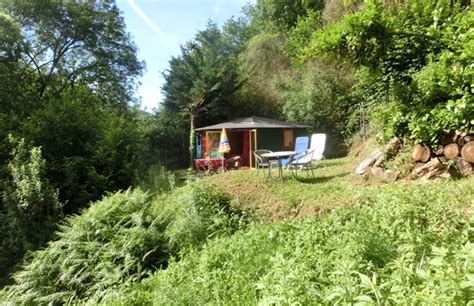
162;181;249;253
109;179;473;305
1;189;165;303
1;181;248;303
0;135;62;285
137;163;176;194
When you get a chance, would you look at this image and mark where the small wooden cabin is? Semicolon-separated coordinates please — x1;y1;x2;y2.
195;116;308;168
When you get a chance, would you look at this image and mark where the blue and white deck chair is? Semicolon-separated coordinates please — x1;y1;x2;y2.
281;136;309;166
288;133;326;178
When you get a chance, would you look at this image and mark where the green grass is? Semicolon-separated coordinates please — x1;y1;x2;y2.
206;157;444;221
2;157;473;304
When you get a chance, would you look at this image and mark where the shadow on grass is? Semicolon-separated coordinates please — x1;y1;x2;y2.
292;171;351;184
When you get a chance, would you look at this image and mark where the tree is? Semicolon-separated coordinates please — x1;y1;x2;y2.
0;0;145;214
162;23;243;167
0;0;143;106
250;0;325;33
20;87;144;214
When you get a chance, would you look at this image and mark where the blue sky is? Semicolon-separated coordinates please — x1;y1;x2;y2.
116;0;256;112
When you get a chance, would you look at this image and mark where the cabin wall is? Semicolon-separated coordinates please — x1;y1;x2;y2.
257;129;284;151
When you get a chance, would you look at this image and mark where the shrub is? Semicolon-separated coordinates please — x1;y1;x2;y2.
1;180;248;303
0;135;62;285
137;163;176;194
109;179;472;305
2;189;167;303
160;181;250;254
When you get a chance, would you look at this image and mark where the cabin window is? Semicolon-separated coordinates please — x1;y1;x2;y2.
283;129;294;150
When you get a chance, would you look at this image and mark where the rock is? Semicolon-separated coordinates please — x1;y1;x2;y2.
371;166;384;178
354;137;402;176
383;169;400;182
355;149;383;175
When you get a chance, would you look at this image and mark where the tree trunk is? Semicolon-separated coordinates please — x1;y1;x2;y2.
444;143;460;159
354;137;401;175
411;144;431;162
461;141;474;163
189;112;196;169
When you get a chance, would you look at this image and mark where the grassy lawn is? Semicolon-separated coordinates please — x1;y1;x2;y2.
206;157;474;222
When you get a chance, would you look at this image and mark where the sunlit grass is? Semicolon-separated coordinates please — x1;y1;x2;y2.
207;157;473;221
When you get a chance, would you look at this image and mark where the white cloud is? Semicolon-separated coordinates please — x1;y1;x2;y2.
125;0;178;51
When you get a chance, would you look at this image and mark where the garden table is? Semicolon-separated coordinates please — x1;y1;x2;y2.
261;151;296;182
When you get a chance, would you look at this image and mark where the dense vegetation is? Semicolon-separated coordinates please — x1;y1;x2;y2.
2;181;249;303
112;180;472;305
0;0;472;302
2;159;472;303
0;0;151;283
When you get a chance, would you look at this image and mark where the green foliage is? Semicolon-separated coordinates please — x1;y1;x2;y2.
137;163;176;194
21;89;145;214
0;0;143;104
0;0;146;217
2;189;165;303
162;181;248;253
284;10;322;62
1;181;248;303
162;22;244;167
107;179;473;304
279;61;354;156
384;142;415;177
305;0;473;145
306;1;388;67
250;0;325;33
143;110;190;170
0;135;62;285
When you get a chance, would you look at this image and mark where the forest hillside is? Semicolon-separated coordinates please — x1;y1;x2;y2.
0;0;472;303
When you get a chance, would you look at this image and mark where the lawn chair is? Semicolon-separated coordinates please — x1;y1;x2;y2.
288;149;315;178
310;133;326;167
253;149;276;181
281;136;309;167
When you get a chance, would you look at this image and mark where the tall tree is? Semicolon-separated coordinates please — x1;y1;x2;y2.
0;0;143;106
162;23;243;167
250;0;325;33
0;0;145;212
0;136;62;284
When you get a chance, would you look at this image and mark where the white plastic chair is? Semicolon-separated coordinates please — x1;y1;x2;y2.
310;133;326;161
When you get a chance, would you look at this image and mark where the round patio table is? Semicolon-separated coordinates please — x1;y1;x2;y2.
261;151;296;182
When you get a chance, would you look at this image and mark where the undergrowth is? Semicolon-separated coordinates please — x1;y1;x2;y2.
1;159;472;304
107;179;473;305
0;181;249;304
